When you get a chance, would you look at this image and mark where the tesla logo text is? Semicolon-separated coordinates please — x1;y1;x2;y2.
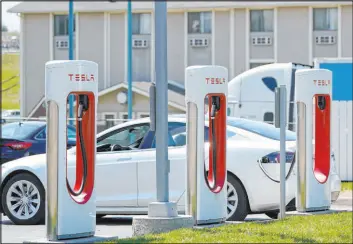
68;74;95;82
205;78;226;84
313;80;330;86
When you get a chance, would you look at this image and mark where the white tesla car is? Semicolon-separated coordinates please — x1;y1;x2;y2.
0;116;341;225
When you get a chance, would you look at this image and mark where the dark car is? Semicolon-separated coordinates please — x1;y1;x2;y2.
0;121;76;164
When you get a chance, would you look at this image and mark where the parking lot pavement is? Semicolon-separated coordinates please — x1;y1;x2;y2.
1;215;134;243
1;213;271;243
1;192;351;243
333;191;353;210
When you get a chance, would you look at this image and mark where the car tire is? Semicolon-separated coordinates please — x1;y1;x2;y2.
226;173;249;221
2;173;45;225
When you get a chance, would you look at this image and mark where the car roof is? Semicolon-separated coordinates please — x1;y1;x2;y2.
97;114;257;137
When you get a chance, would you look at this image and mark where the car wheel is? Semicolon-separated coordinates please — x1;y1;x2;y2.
226;173;249;221
2;173;45;225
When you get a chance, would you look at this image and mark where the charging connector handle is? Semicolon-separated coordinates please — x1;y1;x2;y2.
205;96;221;191
66;94;89;197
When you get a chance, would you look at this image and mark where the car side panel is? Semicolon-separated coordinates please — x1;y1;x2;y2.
90;152;138;207
226;143;296;212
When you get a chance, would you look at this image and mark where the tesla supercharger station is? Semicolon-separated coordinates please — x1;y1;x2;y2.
185;65;228;225
45;60;98;241
295;69;332;212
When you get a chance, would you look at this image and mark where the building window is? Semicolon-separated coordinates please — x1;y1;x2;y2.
188;12;212;34
250;10;273;32
54;15;76;36
104;114;115;129
132;13;151;34
122;114;128;122
250;63;271;69
313;8;338;31
137;112;150;118
119;112;135;123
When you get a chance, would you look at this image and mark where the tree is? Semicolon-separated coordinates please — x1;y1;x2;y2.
2;25;8;32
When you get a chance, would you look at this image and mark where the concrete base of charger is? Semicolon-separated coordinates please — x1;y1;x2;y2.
23;235;119;244
132;202;194;237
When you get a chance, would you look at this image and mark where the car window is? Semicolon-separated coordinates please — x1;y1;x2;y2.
67;127;76;139
226;117;296;141
150;122;237;148
1;123;41;140
35;126;77;140
97;124;150;149
204;126;237;142
35;128;46;139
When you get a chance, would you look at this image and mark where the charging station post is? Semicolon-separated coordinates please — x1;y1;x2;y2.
274;85;287;220
131;1;193;236
295;69;332;212
185;65;228;225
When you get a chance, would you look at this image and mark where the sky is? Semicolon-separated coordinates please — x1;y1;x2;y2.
2;1;20;31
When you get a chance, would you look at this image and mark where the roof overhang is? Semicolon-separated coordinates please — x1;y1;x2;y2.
27;82;186;118
99;82;186;112
8;1;352;14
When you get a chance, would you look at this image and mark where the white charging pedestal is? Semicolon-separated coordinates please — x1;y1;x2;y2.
24;61;118;243
185;65;228;225
295;69;332;212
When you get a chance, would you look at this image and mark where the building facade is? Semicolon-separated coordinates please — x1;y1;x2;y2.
9;1;352;130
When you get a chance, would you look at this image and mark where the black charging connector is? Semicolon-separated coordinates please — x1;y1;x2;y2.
210;96;221;119
317;96;326;110
78;95;89;119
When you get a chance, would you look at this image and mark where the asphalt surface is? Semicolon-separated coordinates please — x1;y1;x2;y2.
1;191;352;243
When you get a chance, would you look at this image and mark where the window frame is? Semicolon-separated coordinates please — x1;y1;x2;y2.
119;112;135;124
102;112;118;130
54;14;76;36
187;11;212;34
137;112;150;119
313;7;338;31
250;9;274;32
132;13;152;35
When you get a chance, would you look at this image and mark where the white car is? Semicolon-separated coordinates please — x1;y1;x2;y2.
0;116;341;225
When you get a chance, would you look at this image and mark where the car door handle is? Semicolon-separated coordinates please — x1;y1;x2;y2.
116;157;132;161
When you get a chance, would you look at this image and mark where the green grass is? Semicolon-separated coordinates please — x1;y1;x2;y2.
108;212;352;243
342;182;353;191
1;53;20;110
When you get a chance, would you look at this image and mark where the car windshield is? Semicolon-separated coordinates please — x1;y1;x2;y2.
225;117;297;141
1;123;42;140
